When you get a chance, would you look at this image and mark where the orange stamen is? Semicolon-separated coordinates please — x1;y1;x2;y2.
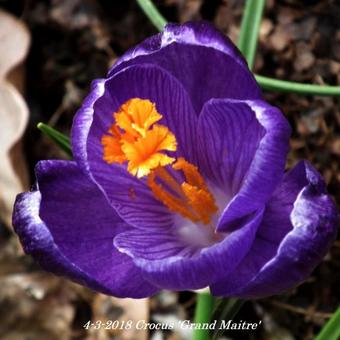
102;97;218;224
181;183;218;224
148;164;218;225
173;158;207;189
154;167;184;197
147;172;200;222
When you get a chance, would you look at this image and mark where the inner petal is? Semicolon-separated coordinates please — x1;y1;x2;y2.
78;64;199;230
197;98;290;232
109;41;262;114
114;208;264;290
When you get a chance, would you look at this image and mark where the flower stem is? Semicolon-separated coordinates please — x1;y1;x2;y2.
136;0;167;31
193;291;215;340
238;0;266;69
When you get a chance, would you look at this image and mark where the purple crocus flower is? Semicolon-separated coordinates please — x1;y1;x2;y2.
13;22;337;298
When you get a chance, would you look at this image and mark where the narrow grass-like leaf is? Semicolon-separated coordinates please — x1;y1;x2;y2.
212;298;246;340
37;122;72;157
136;0;167;32
256;75;340;96
136;0;340;96
315;307;340;340
237;0;266;69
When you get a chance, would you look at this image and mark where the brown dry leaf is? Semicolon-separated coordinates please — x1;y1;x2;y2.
0;10;30;227
90;294;149;340
0;273;75;340
169;0;203;23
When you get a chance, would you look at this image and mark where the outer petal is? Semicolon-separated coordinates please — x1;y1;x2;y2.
114;209;263;290
211;161;338;298
72;64;198;230
108;21;262;113
197;99;291;232
13;160;158;298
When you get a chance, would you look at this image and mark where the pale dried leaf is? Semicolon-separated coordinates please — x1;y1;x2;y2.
0;82;29;226
0;10;30;227
0;10;30;79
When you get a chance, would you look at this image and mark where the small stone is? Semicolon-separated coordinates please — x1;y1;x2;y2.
330;61;340;75
260;19;274;39
269;26;291;52
294;51;315;72
331;138;340;155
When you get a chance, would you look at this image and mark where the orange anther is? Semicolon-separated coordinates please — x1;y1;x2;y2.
173;158;207;189
102;98;218;225
147;172;199;222
148;161;218;225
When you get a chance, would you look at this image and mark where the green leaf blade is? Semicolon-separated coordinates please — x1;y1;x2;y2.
316;307;340;340
256;75;340;96
136;0;167;32
238;0;266;69
37;122;72;157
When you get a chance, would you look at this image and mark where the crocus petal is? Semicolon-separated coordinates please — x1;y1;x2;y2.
72;78;173;231
114;209;263;290
211;161;338;298
197;99;291;232
72;63;198;230
13;160;158;298
108;21;262;113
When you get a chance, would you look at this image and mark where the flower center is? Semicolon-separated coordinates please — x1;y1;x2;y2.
102;98;218;224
